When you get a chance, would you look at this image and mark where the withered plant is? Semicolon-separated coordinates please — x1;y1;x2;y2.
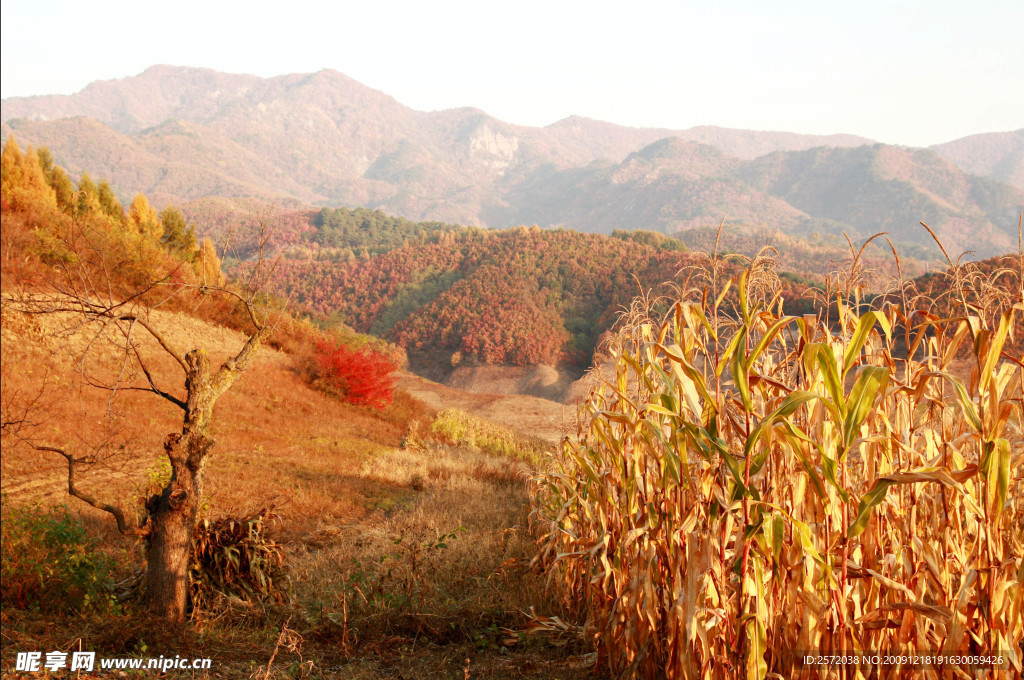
533;225;1023;679
190;507;290;617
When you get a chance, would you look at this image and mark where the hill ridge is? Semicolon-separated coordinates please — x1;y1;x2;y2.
3;66;1021;256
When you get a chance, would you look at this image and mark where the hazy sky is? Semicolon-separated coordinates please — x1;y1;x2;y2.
2;0;1021;147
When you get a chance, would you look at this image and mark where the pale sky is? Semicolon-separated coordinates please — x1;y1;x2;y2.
1;0;1021;147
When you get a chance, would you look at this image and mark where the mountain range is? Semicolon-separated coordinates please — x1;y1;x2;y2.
3;65;1022;256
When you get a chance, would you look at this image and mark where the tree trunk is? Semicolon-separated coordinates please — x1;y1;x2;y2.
144;349;218;622
145;465;200;622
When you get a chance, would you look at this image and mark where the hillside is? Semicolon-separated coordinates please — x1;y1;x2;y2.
5;68;1021;260
262;202;1024;381
266;227;691;373
484;138;1021;256
678;223;935;279
3;141;1021;678
932;129;1024;190
732;144;1023;254
0;137;602;679
261;219;852;377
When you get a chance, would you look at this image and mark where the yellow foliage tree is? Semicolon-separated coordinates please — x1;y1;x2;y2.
129;193;161;240
195;237;226;286
0;137;57;212
0;136;25;202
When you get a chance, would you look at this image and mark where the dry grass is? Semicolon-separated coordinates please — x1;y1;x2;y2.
291;444;538;641
0;303;597;678
429;407;551;464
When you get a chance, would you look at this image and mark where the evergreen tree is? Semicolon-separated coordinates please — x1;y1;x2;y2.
96;179;123;221
36;147;56;175
77;172;99;215
159;206;197;255
45;161;76;211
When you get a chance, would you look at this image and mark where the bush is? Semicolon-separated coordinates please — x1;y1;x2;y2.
430;408;548;464
312;339;398;409
0;501;120;614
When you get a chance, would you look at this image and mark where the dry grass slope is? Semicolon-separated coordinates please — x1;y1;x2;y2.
0;303;596;679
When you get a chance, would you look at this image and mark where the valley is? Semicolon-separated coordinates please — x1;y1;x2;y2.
1;66;1022;679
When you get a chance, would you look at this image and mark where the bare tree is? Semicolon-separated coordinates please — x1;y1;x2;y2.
2;209;280;622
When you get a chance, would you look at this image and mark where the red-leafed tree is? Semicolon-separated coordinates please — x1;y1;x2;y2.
314;340;397;409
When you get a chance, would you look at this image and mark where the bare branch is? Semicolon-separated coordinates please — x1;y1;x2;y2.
211;324;273;399
130;344;187;409
81;377;186;409
0;379;53;437
123;315;189;372
34;444;150;538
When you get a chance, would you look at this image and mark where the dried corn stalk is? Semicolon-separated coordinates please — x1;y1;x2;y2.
533;241;1024;679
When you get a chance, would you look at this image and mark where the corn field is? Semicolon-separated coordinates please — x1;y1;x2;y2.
533;235;1024;679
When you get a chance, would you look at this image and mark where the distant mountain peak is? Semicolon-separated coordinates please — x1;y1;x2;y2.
2;66;1020;257
931;129;1024;190
630;136;723;160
